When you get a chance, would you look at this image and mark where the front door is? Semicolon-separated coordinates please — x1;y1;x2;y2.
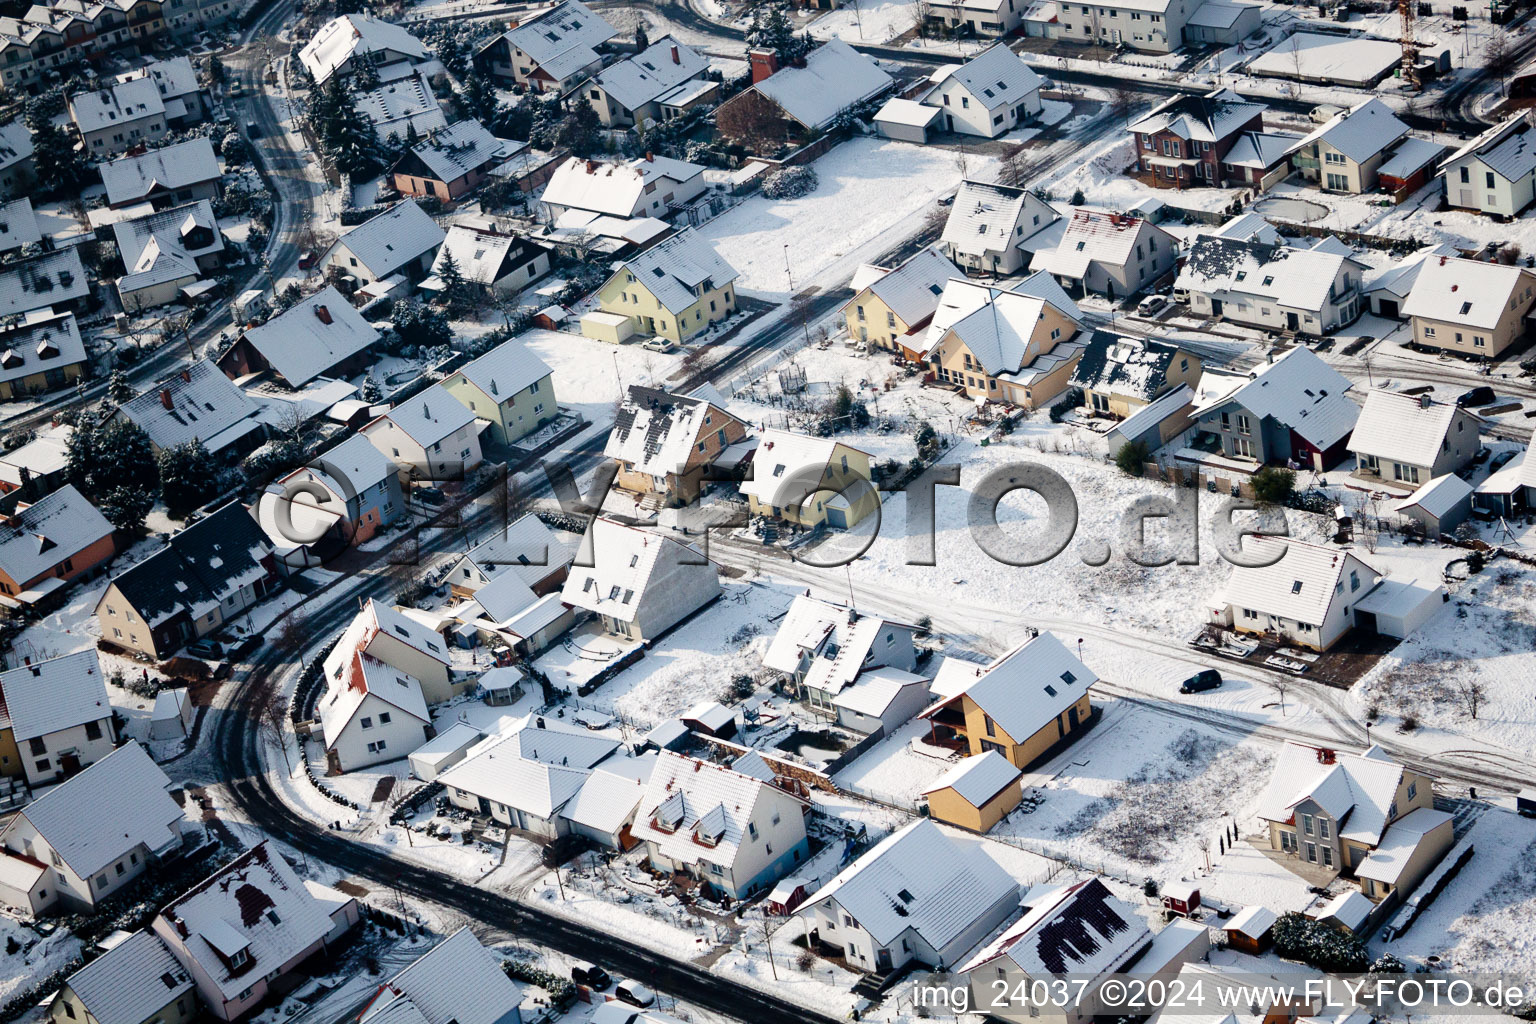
1286;312;1299;331
1068;705;1080;729
59;753;81;778
1211;299;1223;316
876;948;893;972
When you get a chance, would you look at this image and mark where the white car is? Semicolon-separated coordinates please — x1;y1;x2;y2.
1137;294;1170;316
641;337;678;353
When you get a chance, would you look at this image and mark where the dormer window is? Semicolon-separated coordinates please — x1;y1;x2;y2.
229;948;249;969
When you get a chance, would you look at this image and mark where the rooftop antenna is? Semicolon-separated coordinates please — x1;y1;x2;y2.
844;562;857;616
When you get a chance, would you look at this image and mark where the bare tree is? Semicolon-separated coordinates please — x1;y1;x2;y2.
1485;32;1519;95
1109;85;1137;122
1270;677;1290;717
913;0;932;39
1456;677;1487;720
255;682;294;775
998;145;1029;188
715;91;790;154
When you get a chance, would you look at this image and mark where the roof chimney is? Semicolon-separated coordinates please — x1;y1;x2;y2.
748;48;780;84
180;368;191;383
671;44;680;64
645;151;654;162
586;159;597;173
315;304;333;325
160;389;173;409
1419;393;1432;409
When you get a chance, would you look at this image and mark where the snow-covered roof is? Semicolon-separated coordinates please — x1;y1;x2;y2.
1225;904;1277;939
613;230;736;315
409;722;483;769
962;877;1148;974
1391;473;1473;519
1400;255;1533;329
832;665;930;719
1185;0;1258;28
922;749;1021;806
404;120;519;184
1070;331;1187;402
1311;890;1373;931
738;429;870;509
1255;741;1411;844
752;38;893;130
803;818;1017;949
114;56;201;102
240;285;380;387
874;96;941;128
941;180;1049;257
70;73;164;135
631;749;803;873
920;632;1095;744
0;197;41;254
453;512;567;590
1205;212;1283;246
431;225;546;287
322;599;450;691
592;35;709;111
101;138;221;207
938;43;1041;111
0;423;72;488
1176;236;1363;316
1363;243;1460;300
1192;346;1358;451
450;338;553;403
0;247;89;318
333;202;445;279
1033;209;1163;280
311;432;397;495
1354;806;1453;884
157;842;337;1003
1126;87;1264;143
113;200;223;294
1439;113;1536;183
368;382;475;449
0;120;34;174
561;753;655;835
1347;390;1472;467
924;272;1082;377
497;0;615;74
117;358;261;452
0;482;112;588
0;649;111;741
361;927;522;1024
1289;97;1408;165
0;309;86;389
1249;32;1401;85
11;742;181;877
1353;577;1444;621
318;648;430;746
62;930;193;1024
605;384;736;478
354;68;447;143
1221;538;1376;629
542;154;705;218
561;517;715;625
299;13;428;85
1222;130;1300;172
852;246;958;330
438;719;610;819
1378;136;1445;180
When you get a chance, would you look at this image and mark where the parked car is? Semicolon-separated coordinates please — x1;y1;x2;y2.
229;79;243;97
571;961;612;990
297;251;317;270
1309;103;1345;123
1457;385;1495;407
1179;669;1222;694
186;639;224;659
246;120;261;138
641;337;677;353
615;981;656;1008
1137;294;1170;316
225;634;261;660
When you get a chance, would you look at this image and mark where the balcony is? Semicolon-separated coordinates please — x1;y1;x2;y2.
1293;154;1320;170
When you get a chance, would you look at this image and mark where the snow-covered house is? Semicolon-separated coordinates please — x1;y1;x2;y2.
1203;211;1284;246
1126;88;1267;189
0;483;115;607
0;742;184;913
583;230;738;344
153;842;359;1021
960;878;1153;1024
630;750;809;899
799;818;1017;974
1346;390;1481;488
48;930;195;1024
843;246;960;358
1401;255;1536;359
922;271;1086;408
561;517;720;641
324;599;455;704
407;723;483;783
1288;98;1409;194
70;73;165;156
540;154;707;222
474;0;617;94
0;309;87;400
1032;209;1177;299
919;632;1096;771
1362;242;1459;318
220;286;381;389
392;120;521;202
1174;236;1365;334
1438;114;1536;217
922;750;1023;833
940;180;1058;276
0;198;39;258
0;650;116;789
112;201;224;312
268;433;404;548
100;138;222;210
1191;347;1358;469
319;201;445;289
0;422;71;496
96;503;278;661
0;248;91;320
921;44;1042;138
719;39;893;139
317;644;432;773
1023;0;1256;52
561;752;656;850
1068;332;1201;420
0;121;35;200
354;65;448;144
605;384;750;506
359;927;523;1024
762;594;921;721
113;359;264;458
119;57;208;131
1218;129;1300;190
441;560;577;657
446;513;570;599
428;225;551;299
440;339;556;446
1391;473;1474;540
739;428;877;530
925;0;1027;38
1255;743;1450;900
298;13;429;86
360;381;485;483
1212;537;1380;651
584;35;715;127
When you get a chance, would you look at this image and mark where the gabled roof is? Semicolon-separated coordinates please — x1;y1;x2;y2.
752;38;893;131
1438;113;1536;183
1205;211;1283;246
431;225;547;287
630;750;804;872
561;517;715;624
0;309;87;387
322;599;450;691
368;382;475;449
922;749;1021;806
1347;390;1473;466
924;273;1082;379
117;358;261;453
1192;346;1357;450
1391;473;1474;519
1363;242;1460;300
62;930;193;1024
317;647;430;744
496;0;616;72
802;818;1016;950
101;138;220;206
1354;806;1454;884
299;13;428;85
852;246;959;330
0;482;112;586
1220;130;1300;172
361;928;523;1024
542;154;705;217
114;56;201;102
941;180;1048;255
1225;904;1277;939
70;73;164;134
935;43;1041;111
738;429;871;509
605;384;736;478
239;286;379;387
1290;98;1408;164
1399;255;1533;329
10;742;182;877
448;339;553;403
763;594;918;697
0;247;89;318
0;197;41;254
1255;742;1417;844
1069;331;1185;401
613;230;737;315
354;68;447;143
562;753;655;835
591;35;710;111
1220;538;1376;628
919;632;1095;744
1126;87;1264;143
961;877;1148;974
105;502;272;631
439;718;611;819
112;200;223;294
402;120;519;183
0;120;34;173
333;202;445;279
0;649;111;741
1033;209;1163;280
1175;236;1364;315
454;512;568;589
309;432;397;494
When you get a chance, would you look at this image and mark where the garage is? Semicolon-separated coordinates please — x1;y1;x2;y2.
873;97;942;144
1376;299;1399;318
1353;578;1448;639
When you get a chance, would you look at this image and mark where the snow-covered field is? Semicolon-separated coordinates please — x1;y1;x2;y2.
807;0;917;43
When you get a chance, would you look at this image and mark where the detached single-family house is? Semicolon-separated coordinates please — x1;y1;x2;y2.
716;39;892;143
359;928;523;1024
47;930;195;1024
1346;390;1481;488
317;643;431;773
100;138;222;210
1212;537;1379;651
324;599;455;704
0;742;184;913
440;340;556;447
429;225;550;299
392;120;521;202
0;121;35;199
0;197;40;258
561;517;721;641
354;66;448;144
0;248;91;320
1032;209;1177;299
584;35;715;126
117;56;207;131
113;360;264;458
444;568;575;658
582;230;738;344
739;428;876;530
153;842;359;1021
1126;88;1267;189
924;0;1027;38
69;74;166;156
298;12;430;86
1362;242;1460;318
630;750;809;899
919;632;1096;771
0;423;73;497
844;246;960;358
540;154;707;222
762;594;922;723
1176;236;1366;334
1255;742;1452;901
922;750;1022;833
0;310;87;400
1401;255;1536;359
1068;333;1201;420
1289;98;1410;193
319;201;445;289
270;433;404;547
0;650;117;788
605;384;749;506
1191;347;1358;469
474;0;617;94
446;512;570;599
940;180;1058;277
219;287;381;389
799;818;1018;974
96;503;278;661
1218;129;1301;190
922;271;1086;408
922;44;1042;138
112;201;225;313
0;484;115;607
360;382;485;483
1438;114;1536;217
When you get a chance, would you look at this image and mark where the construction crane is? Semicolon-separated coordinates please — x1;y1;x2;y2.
1400;0;1424;90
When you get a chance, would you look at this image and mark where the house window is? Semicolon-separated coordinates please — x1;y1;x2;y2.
1318;818;1330;840
360;717;373;729
1302;813;1313;835
1321;846;1334;867
1408;781;1417;800
983;714;996;737
28;738;44;756
379;712;392;724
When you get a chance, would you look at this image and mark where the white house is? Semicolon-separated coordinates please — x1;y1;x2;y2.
359;927;523;1024
0;742;184;914
921;44;1042;138
630;750;809;899
320;201;445;288
361;382;485;483
1438;114;1536;218
0;650;117;787
69;74;166;156
561;752;656;850
474;0;617;94
540;154;707;222
430;225;551;299
445;512;570;598
799;818;1018;974
299;13;430;86
1175;236;1365;334
941;180;1058;276
1346;390;1481;488
323;598;455;704
584;35;715;127
101;138;223;210
561;518;721;641
317;647;432;773
1288;97;1410;194
762;594;921;721
1212;537;1380;651
1032;209;1177;300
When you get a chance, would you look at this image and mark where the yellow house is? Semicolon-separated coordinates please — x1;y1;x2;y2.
581;230;739;344
0;311;88;401
49;930;197;1024
1401;256;1536;360
439;339;557;446
923;271;1086;408
1068;332;1202;420
843;246;960;360
920;633;1096;772
605;384;750;506
923;750;1023;833
739;429;877;530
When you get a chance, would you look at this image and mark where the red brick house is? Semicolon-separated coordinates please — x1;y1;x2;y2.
1126;88;1267;189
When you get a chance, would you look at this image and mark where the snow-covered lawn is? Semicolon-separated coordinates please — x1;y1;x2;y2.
807;0;917;43
515;327;684;426
834;718;956;808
